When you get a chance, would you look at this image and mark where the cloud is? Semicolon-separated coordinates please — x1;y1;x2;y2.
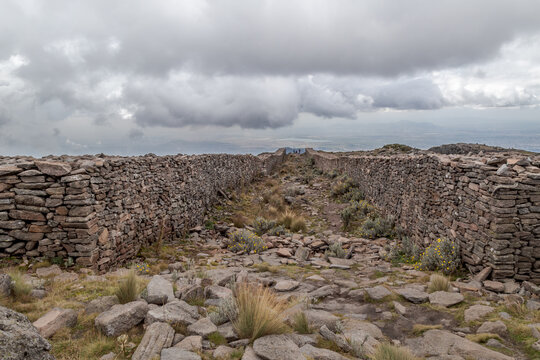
372;79;446;110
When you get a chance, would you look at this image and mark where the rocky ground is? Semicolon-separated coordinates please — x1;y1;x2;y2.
1;155;540;359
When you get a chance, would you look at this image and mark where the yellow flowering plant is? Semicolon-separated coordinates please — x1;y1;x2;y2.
414;238;460;275
228;229;267;254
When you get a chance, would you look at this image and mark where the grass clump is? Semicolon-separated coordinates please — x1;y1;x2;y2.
292;312;312;334
115;271;139;304
330;176;357;199
278;210;306;233
466;333;501;344
325;242;347;259
371;343;419;360
414;238;460;275
233;282;289;341
412;323;442;335
208;331;228;345
427;274;450;293
228;230;267;254
231;213;248;228
9;271;32;300
360;216;395;239
252;217;277;236
340;200;373;229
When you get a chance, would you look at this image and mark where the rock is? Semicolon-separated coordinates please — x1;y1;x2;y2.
187;317;218;337
161;348;202;360
205;285;233;300
306;274;326;283
85;295;119;314
145;275;175;305
0;273;11;297
33;307;77;338
365;285;392;300
341;318;382;356
473;267;492;282
213;345;236;359
132;322;175;360
406;329;513;360
146;299;199;327
175;335;203;351
319;325;351;352
35;161;72;176
35;265;62;278
206;269;236;286
276;248;293;258
274;280;299;292
95;300;148;337
503;281;520;294
0;305;54;360
327;257;355;267
428;291;464;307
527;299;540;311
483;280;504;293
300;344;348;360
242;346;262;360
253;334;304;360
464;305;494;323
30;289;47;299
304;310;340;331
309;285;338;299
476;320;507;336
53;272;79;283
393;301;407;316
396;287;429;303
295;246;311;261
217;322;237;341
100;352;116;360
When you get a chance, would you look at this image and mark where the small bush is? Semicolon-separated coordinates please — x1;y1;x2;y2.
341;200;373;229
115;271;139;304
293;312;312;334
360;216;394;239
290;217;307;233
342;188;365;202
414;238;460;275
267;225;289;236
208;331;228;345
233;282;289;341
371;343;419;360
331;177;356;198
325;242;347;259
388;237;422;265
278;210;295;229
427;274;450;293
228;230;267;254
252;217;277;236
9;271;32;300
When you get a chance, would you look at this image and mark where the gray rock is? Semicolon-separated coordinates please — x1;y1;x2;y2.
341;318;383;355
100;352;116;360
304;310;340;332
476;320;507;336
428;291;464;307
242;346;262;360
35;265;62;278
187;317;218;337
393;301;407;316
274;280;300;292
300;344;348;360
145;299;199;327
35;161;72;176
253;334;304;360
205;285;233;300
365;285;392;300
95;300;148;337
464;305;494;323
175;335;203;351
33;307;77;338
0;273;11;297
309;285;338;299
295;246;311;261
217;322;238;341
206;269;236;286
85;295;119;314
406;329;513;360
213;345;236;359
132;322;175;360
161;348;202;360
30;289;47;299
145;275;175;305
0;305;54;360
527;299;540;311
288;334;317;347
396;287;429;303
319;325;351;352
483;280;504;293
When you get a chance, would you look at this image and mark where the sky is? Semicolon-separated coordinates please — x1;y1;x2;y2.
1;1;540;156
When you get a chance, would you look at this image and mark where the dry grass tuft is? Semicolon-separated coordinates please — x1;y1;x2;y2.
466;333;501;343
371;343;419;360
290;216;307;233
292;311;312;334
231;213;248;228
9;271;32;301
427;273;450;293
233;282;289;341
115;270;139;304
412;323;442;335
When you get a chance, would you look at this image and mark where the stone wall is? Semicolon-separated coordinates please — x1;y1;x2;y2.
306;149;540;282
0;149;285;270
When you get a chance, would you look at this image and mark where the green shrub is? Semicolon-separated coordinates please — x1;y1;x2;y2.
360;216;395;239
330;176;356;198
267;225;289;236
252;217;276;236
341;200;373;229
115;270;139;304
414;238;460;275
388;237;421;264
228;230;267;254
342;188;365;202
325;242;347;259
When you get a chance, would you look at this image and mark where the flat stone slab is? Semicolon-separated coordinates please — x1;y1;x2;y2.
85;295;119;314
145;275;175;305
464;305;494;323
132;322;175;360
175;335;202;351
161;348;202;360
365;285;392;300
146;300;199;327
33;307;77;338
95;300;148;337
428;291;464;307
300;344;348;360
253;334;304;360
187;317;218;337
274;280;300;292
396;287;429;303
36;265;62;278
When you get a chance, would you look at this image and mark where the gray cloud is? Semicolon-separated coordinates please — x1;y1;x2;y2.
372;79;446;110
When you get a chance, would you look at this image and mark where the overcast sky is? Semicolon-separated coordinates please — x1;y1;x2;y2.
1;0;540;156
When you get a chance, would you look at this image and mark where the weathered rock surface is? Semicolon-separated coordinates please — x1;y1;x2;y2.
0;305;54;360
253;335;304;360
175;336;203;351
145;275;175;305
132;322;175;360
464;305;495;323
146;299;199;326
187;317;218;337
396;287;429;303
365;285;392;300
0;273;11;297
85;295;119;314
161;348;202;360
274;280;299;292
95;300;148;337
33;307;77;338
429;291;464;307
476;320;507;336
300;344;348;360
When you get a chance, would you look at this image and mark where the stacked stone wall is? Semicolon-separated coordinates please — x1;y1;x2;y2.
306;149;540;282
0;149;285;270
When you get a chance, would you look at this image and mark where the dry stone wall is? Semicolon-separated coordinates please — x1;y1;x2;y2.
0;149;285;270
306;148;540;282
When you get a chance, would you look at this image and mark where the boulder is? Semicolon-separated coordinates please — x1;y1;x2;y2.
146;300;199;327
464;305;494;323
213;345;236;359
253;334;304;360
145;275;175;305
0;273;11;297
35;265;62;278
396;287;429;303
242;346;262;360
365;285;392;301
174;335;203;351
85;295;119;314
95;300;148;337
274;280;300;292
428;291;464;307
476;320;507;336
132;322;175;360
483;280;505;293
300;344;348;360
276;248;293;258
187;317;218;337
35;161;72;176
161;348;202;360
406;329;513;360
205;285;233;300
0;305;54;360
304;310;340;332
33;307;77;338
319;325;351;352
